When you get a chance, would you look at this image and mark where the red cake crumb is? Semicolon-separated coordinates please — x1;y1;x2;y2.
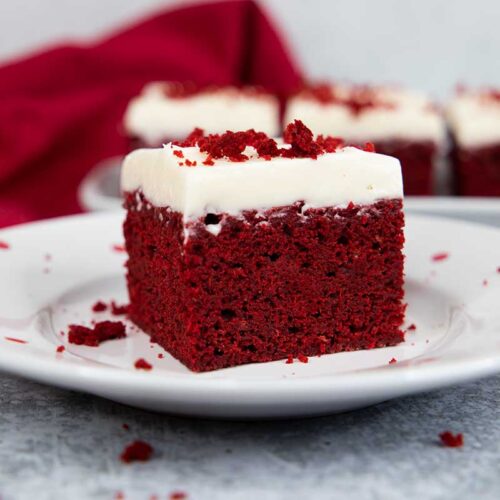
174;127;204;147
68;321;126;347
120;440;153;463
122;423;130;431
389;357;397;364
203;155;215;166
5;336;27;344
497;267;500;273
175;121;349;164
364;142;376;152
0;240;10;250
297;354;309;363
157;353;164;359
111;301;130;316
92;300;108;312
114;492;125;500
56;345;65;353
134;358;153;370
483;279;488;286
169;492;188;500
432;252;449;262
112;244;126;253
285;354;294;364
407;323;417;331
439;431;464;448
173;150;184;158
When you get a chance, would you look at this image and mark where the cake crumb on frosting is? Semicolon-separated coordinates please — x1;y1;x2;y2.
173;120;349;164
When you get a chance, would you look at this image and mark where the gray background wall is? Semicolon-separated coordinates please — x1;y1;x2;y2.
0;0;498;99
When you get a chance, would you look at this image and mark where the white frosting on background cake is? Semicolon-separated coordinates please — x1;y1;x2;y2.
284;85;444;144
121;144;403;220
447;90;500;148
124;83;280;145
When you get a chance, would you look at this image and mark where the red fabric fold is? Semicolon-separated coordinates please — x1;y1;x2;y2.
0;0;301;227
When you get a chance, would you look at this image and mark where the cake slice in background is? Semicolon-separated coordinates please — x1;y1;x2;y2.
121;121;406;372
447;87;500;196
284;83;445;195
123;82;281;148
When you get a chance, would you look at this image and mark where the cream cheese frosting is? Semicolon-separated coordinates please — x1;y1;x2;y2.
284;84;444;144
124;83;280;145
121;144;403;220
446;89;500;148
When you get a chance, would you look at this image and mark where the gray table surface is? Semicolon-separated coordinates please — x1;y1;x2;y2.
1;211;499;500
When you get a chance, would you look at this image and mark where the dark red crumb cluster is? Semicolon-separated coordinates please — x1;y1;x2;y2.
134;358;153;370
56;345;65;353
432;252;449;262
0;240;10;250
120;440;153;463
174;120;356;162
389;357;397;364
439;431;464;448
68;321;126;347
407;324;417;331
91;300;129;316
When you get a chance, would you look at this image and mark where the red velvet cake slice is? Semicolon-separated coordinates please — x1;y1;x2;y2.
124;82;280;147
121;122;405;372
284;83;445;195
447;87;500;196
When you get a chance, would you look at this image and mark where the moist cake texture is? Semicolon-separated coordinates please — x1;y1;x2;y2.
447;87;500;196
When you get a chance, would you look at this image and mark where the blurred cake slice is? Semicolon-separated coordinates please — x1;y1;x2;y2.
447;87;500;196
124;82;280;147
284;83;445;195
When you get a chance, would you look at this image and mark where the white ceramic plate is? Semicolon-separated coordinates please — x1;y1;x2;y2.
0;212;499;418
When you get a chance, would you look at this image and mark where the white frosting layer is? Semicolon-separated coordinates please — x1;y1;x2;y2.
121;144;403;220
284;85;444;144
446;91;500;148
124;83;280;145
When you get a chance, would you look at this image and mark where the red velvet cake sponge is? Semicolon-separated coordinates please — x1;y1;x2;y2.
121;121;406;372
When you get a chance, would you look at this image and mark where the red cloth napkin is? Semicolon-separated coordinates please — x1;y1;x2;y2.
0;0;301;228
